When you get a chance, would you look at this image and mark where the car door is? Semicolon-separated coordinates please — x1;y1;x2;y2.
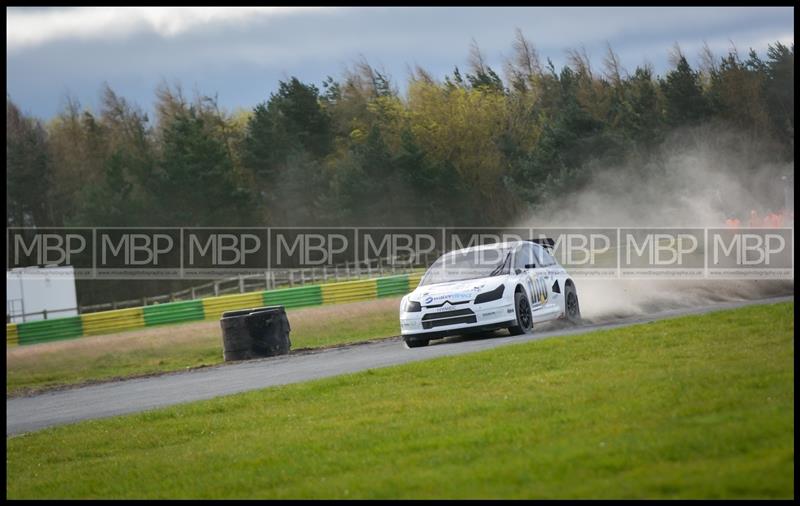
513;243;548;319
529;244;560;320
512;243;535;303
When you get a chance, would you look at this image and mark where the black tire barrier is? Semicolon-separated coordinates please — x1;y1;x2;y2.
219;311;256;361
246;308;292;356
220;306;291;362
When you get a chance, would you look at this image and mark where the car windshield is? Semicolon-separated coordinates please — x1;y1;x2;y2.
420;246;514;286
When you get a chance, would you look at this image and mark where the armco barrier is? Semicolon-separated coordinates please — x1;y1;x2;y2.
202;292;264;321
263;285;322;308
6;272;424;347
376;274;410;297
320;278;377;305
81;307;145;336
17;316;84;345
143;299;205;327
7;323;19;347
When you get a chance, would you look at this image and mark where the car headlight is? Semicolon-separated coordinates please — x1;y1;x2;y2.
402;298;421;312
474;284;505;304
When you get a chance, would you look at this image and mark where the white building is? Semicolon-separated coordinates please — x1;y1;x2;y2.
6;265;78;323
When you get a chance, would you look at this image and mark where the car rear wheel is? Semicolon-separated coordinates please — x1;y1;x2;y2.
565;283;581;324
507;291;533;336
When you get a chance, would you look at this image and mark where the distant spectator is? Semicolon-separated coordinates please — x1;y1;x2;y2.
765;211;784;228
725;217;741;229
749;210;762;227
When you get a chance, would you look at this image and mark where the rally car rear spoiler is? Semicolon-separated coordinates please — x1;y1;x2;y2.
528;238;555;250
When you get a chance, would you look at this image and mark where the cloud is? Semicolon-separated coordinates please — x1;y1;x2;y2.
6;6;332;52
7;7;793;119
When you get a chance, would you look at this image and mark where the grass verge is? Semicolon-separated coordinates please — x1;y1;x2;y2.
6;296;402;396
6;301;794;499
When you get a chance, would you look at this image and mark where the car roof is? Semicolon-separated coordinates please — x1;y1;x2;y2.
446;240;527;255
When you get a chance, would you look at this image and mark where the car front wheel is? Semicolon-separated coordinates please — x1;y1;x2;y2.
507;291;533;336
404;337;430;348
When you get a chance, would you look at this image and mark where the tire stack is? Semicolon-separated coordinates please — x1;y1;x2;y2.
219;306;291;362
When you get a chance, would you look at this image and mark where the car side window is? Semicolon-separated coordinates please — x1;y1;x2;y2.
539;247;556;266
530;244;543;267
514;243;533;270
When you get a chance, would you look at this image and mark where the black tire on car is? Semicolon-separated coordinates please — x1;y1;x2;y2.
565;283;582;325
507;290;533;336
404;337;430;348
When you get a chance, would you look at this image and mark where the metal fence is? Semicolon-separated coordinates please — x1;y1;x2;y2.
22;253;434;318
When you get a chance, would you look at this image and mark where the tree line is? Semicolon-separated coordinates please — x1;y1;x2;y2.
7;34;794;230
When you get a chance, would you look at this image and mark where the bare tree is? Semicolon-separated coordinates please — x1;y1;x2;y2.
668;42;685;68
343;55;396;98
567;45;593;79
410;63;435;85
698;41;718;74
504;28;542;91
602;42;627;85
100;83;150;151
512;28;541;78
154;80;187;131
697;40;719;89
468;37;488;75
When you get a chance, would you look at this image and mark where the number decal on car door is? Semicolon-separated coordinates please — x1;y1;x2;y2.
527;273;548;309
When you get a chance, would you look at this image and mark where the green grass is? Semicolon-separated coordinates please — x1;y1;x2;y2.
6;297;403;396
6;302;793;499
6;339;225;394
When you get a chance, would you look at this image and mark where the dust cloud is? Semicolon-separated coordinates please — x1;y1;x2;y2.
576;279;793;323
522;124;793;228
515;124;795;320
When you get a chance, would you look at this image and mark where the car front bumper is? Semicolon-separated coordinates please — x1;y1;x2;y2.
400;298;517;338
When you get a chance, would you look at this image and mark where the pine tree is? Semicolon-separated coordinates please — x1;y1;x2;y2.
156;108;255;226
661;55;710;127
7;99;53;226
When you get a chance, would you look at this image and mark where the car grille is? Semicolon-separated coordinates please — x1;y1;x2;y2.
423;299;471;309
421;309;477;329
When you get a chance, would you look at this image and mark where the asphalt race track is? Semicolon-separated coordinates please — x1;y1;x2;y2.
6;295;793;436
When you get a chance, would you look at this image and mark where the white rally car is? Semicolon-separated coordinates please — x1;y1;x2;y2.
399;239;581;348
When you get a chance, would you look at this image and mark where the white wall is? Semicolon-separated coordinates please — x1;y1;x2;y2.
6;266;78;323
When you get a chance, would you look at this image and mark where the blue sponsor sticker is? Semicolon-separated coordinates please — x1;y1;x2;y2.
423;292;472;305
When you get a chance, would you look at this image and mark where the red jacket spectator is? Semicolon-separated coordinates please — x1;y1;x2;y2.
749;210;762;227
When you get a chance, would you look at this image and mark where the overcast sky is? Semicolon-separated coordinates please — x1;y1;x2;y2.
6;6;794;119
